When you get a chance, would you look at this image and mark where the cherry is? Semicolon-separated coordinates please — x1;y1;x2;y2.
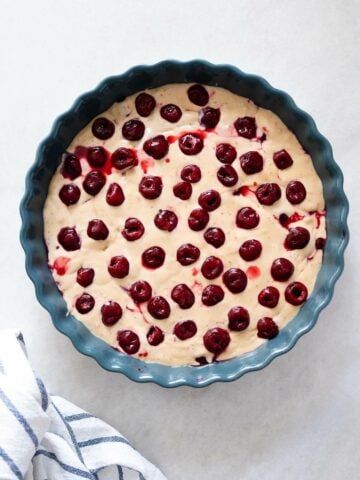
130;280;152;303
177;243;200;265
286;181;307;204
76;268;94;287
92;117;115;140
239;239;262;261
58;227;81;251
195;356;208;365
173;181;192;200
215;143;237;164
117;330;140;354
174;320;197;340
285;281;308;305
147;296;171;319
87;146;107;168
187;84;209;106
171;284;195;309
122;218;145;241
258;286;280;308
111;148;138;170
273;149;293;169
181;164;201;183
271;258;294;281
240;151;264;175
147;326;164;346
62;153;82;180
143;135;169;159
315;237;326;250
228;306;250;331
203;327;230;354
139;175;163;199
199;107;220;129
154;209;178;232
217;165;238;187
178;133;204;155
257;317;279;339
135;92;156;117
59;184;81;205
106;183;125;206
75;293;95;314
285;227;310;249
198;190;221;212
142;246;165;269
188;208;210;231
234;117;257;139
203;227;225;248
223;268;247;294
202;285;225;306
236;207;260;229
83;171;106;196
101;301;122;326
122;119;145;141
87;219;109;240
201;256;224;280
160;104;182;122
108;256;129;278
256;183;281;205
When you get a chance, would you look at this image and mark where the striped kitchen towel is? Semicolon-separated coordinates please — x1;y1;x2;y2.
0;331;167;480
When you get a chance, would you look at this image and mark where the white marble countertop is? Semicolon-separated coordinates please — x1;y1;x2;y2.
1;1;359;478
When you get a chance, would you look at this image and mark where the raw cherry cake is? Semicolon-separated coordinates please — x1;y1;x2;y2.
43;83;326;366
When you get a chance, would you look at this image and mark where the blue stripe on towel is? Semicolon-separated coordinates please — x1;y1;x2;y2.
118;465;124;479
65;412;94;422
52;402;84;463
0;446;23;480
0;388;38;448
78;435;131;449
34;450;94;479
34;375;49;411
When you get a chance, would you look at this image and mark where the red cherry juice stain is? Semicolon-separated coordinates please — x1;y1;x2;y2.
74;145;88;159
191;280;203;293
246;266;261;279
192;267;199;276
140;158;155;174
51;256;70;276
165;158;170;163
310;210;326;229
167;135;177;144
276;212;305;229
307;255;314;261
240;186;256;196
135;303;149;324
139;352;148;358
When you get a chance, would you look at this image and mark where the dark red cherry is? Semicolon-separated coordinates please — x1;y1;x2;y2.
285;227;310;249
256;183;281;205
223;268;247;294
173;181;192;200
87;219;109;240
92;117;115;140
160;103;182;122
285;281;308;305
154;209;178;232
87;146;107;168
111;148;138;170
202;285;225;306
101;301;122;326
122;119;145;141
147;326;164;346
58;227;81;251
75;293;95;314
240;151;264;175
177;243;200;266
239;239;262;261
187;84;209;106
203;227;225;248
203;327;230;354
236;207;260;229
181;164;201;183
139;175;163;199
83;171;106;196
258;286;280;308
171;284;195;309
76;267;94;287
122;218;145;241
147;296;171;319
198;190;221;212
315;237;326;250
178;133;204;155
257;317;279;339
271;258;294;281
62;153;82;180
188;208;210;231
199;107;220;129
135;92;156;117
142;246;165;269
143;135;169;160
201;256;224;280
228;306;250;331
108;256;129;278
117;330;140;354
174;320;197;340
59;184;81;205
106;183;124;206
215;143;237;164
217;165;238;187
273;149;293;169
130;280;152;303
286;181;307;204
234;117;257;139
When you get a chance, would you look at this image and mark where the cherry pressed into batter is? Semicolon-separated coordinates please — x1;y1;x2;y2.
75;293;95;314
223;268;248;294
160;104;182;123
62;153;82;180
201;256;224;280
147;296;171;319
202;285;225;306
143;135;169;159
87;146;107;168
217;165;238;187
101;301;123;326
108;256;129;279
142;246;165;269
188;208;210;231
92;117;115;140
240;151;264;175
271;258;294;281
181;164;201;183
199;107;220;129
273;149;293;169
187;84;209;106
228;306;250;331
258;286;280;308
203;227;225;248
171;284;195;309
76;267;94;287
83;171;106;196
139;175;163;199
122;119;145;141
178;133;204;155
198;190;221;212
285;282;308;305
117;330;140;355
87;219;109;240
173;181;192;200
239;239;262;261
236;207;260;229
154;209;178;232
234;116;257;139
147;326;165;346
177;243;200;266
216;143;237;164
256;183;281;206
59;184;81;205
135;92;156;117
174;320;197;340
285;227;310;250
257;317;279;339
130;280;152;303
106;183;125;206
122;218;145;241
58;227;81;251
111;148;138;170
203;327;230;354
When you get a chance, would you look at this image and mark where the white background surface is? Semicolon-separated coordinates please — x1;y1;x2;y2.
0;1;359;479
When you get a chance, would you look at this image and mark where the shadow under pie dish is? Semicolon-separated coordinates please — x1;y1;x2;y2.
20;60;348;387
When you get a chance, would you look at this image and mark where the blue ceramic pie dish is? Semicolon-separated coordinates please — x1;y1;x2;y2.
20;60;349;387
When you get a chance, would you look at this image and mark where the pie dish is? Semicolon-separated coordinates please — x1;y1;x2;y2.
20;60;349;387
